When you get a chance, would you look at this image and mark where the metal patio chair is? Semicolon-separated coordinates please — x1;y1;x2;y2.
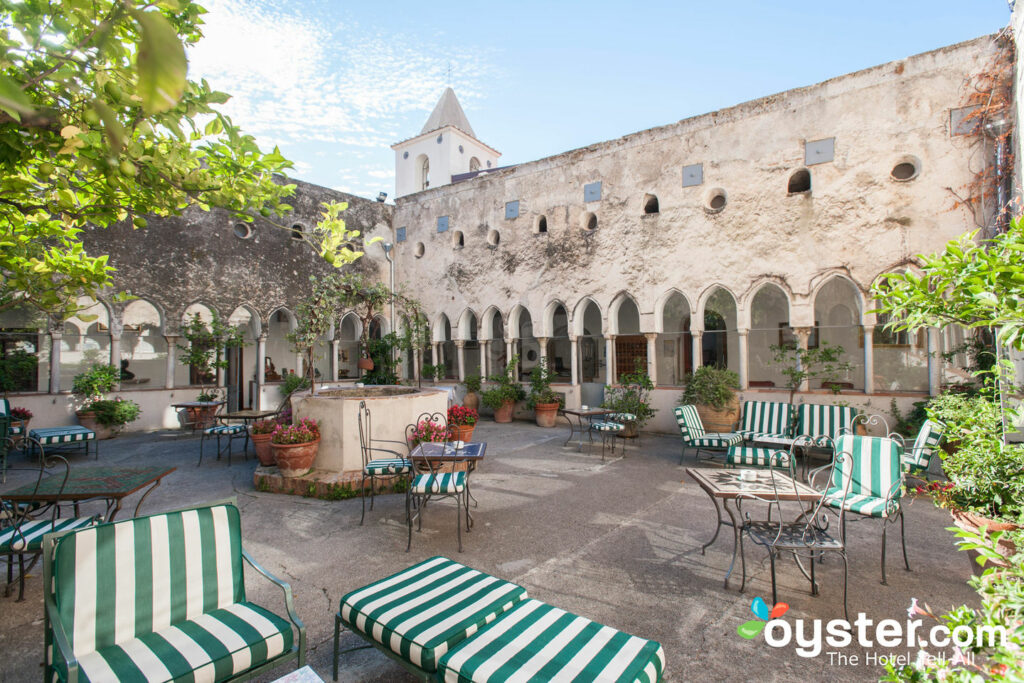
405;411;470;552
357;400;412;525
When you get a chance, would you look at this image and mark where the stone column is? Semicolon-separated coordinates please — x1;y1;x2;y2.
455;340;466;382
737;328;749;390
479;341;488;379
330;340;340;381
927;328;940;396
862;325;875;394
110;334;122;390
413;348;421;382
217;346;227;388
505;339;514;369
605;335;616;385
537;337;549;365
256;333;267;409
49;328;62;394
569;336;579;386
432;343;441;379
691;330;704;371
164;335;178;390
793;327;814;393
645;333;658;386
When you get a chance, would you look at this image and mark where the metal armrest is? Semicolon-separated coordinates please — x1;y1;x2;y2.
46;594;80;683
242;547;306;650
366;445;406;460
807;464;831;488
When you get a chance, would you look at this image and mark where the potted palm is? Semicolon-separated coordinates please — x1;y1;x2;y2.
271;417;321;477
481;355;525;423
602;370;656;438
680;366;740;432
526;359;562;428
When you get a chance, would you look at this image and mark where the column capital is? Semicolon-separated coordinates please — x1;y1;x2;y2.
454;340;466;348
736;327;749;336
568;335;577;342
644;332;658;341
536;336;549;345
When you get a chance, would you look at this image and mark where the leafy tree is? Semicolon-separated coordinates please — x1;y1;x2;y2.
177;312;246;399
769;341;854;403
0;1;362;319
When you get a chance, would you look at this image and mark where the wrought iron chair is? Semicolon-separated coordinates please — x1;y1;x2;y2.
198;405;248;467
673;405;744;464
741;442;853;619
1;439;99;601
406;411;470;552
357;400;412;525
899;419;945;483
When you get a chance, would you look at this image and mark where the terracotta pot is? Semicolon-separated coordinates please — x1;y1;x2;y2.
450;424;475;442
75;411;117;440
951;508;1020;573
620;420;639;438
251;431;276;467
696;397;739;432
272;438;320;478
493;400;515;423
358;357;375;371
463;391;480;411
534;402;560;428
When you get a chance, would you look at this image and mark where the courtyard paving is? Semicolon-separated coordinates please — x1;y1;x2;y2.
0;421;977;682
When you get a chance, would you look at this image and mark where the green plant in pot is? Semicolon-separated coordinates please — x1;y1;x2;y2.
526;359;562;428
603;370;656;438
270;417;321;478
177;313;246;428
769;340;854;402
462;373;482;411
71;364;140;438
680;365;740;432
481;355;525;423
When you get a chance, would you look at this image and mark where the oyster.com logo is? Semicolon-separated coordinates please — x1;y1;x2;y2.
737;596;789;639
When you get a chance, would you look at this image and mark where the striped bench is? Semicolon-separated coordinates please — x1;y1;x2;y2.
726;446;792;470
334;556;665;682
43;501;306;683
736;400;794;445
29;425;97;459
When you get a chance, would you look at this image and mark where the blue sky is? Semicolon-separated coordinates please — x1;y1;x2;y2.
188;1;1011;199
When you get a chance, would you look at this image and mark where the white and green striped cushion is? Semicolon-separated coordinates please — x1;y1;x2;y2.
737;401;793;440
339;556;527;673
0;398;8;415
824;434;902;519
692;433;744;448
904;420;944;474
204;424;246;435
8;422;23;435
412;472;467;494
726;447;791;468
437;598;665;683
591;421;625;432
0;516;96;553
796;404;858;444
673;405;704;445
31;426;96;445
72;602;293;683
364;458;412;475
607;413;637;422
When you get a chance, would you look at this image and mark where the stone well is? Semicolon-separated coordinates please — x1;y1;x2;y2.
291;385;448;473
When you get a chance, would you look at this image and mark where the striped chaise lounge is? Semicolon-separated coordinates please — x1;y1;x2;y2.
814;433;908;585
43;501;306;682
673;405;743;464
334;556;665;682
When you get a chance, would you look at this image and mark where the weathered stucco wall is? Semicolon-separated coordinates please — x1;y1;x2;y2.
391;36;998;336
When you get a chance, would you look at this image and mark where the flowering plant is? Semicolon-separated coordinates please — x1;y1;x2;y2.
408;419;448;447
251;419;280;435
271;417;320;445
83;397;141;426
10;407;32;420
448;405;478;426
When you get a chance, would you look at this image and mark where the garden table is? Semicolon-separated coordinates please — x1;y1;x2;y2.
686;467;821;590
1;465;176;521
561;407;613;451
171;400;224;432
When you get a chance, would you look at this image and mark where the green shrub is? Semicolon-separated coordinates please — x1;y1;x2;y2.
462;373;482;393
603;370;656;427
84;397;141;426
72;364;119;402
481;355;525;411
526;359;561;409
282;372;310;396
680;366;739;410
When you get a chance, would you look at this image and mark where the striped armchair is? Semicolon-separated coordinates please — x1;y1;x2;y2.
673;405;743;464
736;400;794;445
43;501;305;682
903;419;945;477
817;434;908;584
797;403;859;446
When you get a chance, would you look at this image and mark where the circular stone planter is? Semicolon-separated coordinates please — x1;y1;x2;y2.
272;439;320;478
533;402;560;428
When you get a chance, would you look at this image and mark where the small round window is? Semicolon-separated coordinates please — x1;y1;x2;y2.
583;212;598;231
233;223;252;239
891;156;921;182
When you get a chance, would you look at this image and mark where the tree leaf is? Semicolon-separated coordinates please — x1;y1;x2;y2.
133;11;186;115
0;73;34;118
92;99;126;151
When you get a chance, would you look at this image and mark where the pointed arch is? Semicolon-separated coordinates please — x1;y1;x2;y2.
457;308;479;341
655;289;693;386
480;305;504;341
653;289;692;334
572;296;604;337
608;291;641;336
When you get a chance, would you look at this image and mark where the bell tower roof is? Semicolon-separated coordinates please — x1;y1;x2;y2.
420;87;475;137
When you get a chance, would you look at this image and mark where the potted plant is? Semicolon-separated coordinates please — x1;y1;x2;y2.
9;406;32;446
526;359;562;428
83;397;142;437
462;373;482;410
602;370;656;438
271;417;321;478
481;355;525;423
407;418;449;447
680;366;741;432
71;363;121;438
769;340;854;402
251;419;280;467
178;312;246;427
447;405;478;442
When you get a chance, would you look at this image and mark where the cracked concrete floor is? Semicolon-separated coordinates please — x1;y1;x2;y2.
0;422;977;682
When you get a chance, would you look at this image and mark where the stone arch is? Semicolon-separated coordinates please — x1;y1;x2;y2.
433;312;452;343
572;296;604;337
457;308;479;341
653;289;693;334
608;292;641;336
480;306;504;341
696;284;739;328
508;304;533;340
573;297;606;384
810;273;865;320
416;153;430;191
655;289;693;386
542;299;570;339
811;275;867;391
696;285;739;371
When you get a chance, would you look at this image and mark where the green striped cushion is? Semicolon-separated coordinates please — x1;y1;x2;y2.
0;398;7;415
339;556;527;673
726;447;790;468
796;404;858;443
31;426;96;445
204;424;246;435
437;598;665;683
672;405;704;445
0;516;96;552
738;401;793;439
8;422;23;435
692;433;743;448
825;434;902;519
823;491;892;518
72;602;293;683
904;419;944;474
591;422;625;432
364;458;412;475
51;504;244;662
739;432;794;446
607;413;636;422
412;472;467;494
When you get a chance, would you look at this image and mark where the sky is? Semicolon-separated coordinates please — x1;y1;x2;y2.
188;1;1013;200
